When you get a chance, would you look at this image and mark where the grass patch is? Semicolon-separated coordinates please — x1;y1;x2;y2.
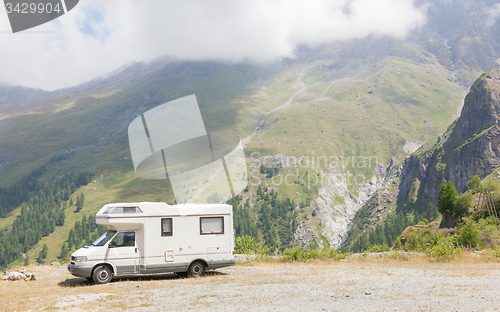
334;195;345;205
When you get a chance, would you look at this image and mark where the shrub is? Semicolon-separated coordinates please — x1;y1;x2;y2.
458;220;481;248
385;251;411;261
477;217;500;246
281;247;350;262
405;231;426;252
491;245;500;258
386;250;401;258
403;228;440;252
454;193;473;219
235;236;270;255
426;236;456;261
368;244;389;252
393;239;403;250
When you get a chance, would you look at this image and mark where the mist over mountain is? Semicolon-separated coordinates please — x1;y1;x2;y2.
414;0;500;85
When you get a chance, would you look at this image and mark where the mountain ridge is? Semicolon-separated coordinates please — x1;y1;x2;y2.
342;67;500;250
399;68;500;209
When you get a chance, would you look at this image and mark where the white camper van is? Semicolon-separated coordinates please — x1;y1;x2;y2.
68;202;235;284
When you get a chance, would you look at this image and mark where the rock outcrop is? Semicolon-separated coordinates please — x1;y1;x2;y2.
313;167;384;249
398;68;500;213
2;270;35;281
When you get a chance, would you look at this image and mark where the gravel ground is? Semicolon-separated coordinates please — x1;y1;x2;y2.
3;259;500;311
136;261;500;311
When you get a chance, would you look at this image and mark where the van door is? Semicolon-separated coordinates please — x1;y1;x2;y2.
207;246;229;261
106;231;139;275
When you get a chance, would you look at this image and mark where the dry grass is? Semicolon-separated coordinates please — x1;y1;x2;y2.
2;256;500;311
0;264;242;311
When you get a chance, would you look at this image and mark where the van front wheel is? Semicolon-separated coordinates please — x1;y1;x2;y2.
92;265;113;284
188;261;205;277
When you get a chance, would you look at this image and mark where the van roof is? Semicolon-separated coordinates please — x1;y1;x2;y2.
96;202;232;218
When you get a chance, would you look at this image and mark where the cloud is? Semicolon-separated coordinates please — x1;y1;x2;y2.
0;0;426;90
487;3;500;27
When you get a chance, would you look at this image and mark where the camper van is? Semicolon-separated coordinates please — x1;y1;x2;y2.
68;202;235;284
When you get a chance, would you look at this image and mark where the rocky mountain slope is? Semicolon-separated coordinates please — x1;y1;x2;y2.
342;67;500;250
399;68;500;212
416;0;500;88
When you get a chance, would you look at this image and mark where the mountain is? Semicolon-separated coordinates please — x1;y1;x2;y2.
342;67;500;250
0;84;50;108
416;0;500;87
399;69;500;217
1;0;500;264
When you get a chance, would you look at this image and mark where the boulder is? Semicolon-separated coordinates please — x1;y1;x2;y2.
2;271;36;281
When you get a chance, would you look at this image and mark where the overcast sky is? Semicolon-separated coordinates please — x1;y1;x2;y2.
0;0;428;91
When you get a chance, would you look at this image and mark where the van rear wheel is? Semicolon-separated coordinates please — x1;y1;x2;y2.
92;265;113;284
188;261;205;277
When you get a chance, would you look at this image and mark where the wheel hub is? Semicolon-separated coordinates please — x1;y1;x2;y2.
99;271;108;280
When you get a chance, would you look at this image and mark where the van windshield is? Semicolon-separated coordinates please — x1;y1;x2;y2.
93;231;116;246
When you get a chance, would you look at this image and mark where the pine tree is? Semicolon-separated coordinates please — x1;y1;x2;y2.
59;242;69;260
437;180;459;217
64;185;71;201
56;208;65;226
75;193;84;212
37;244;48;264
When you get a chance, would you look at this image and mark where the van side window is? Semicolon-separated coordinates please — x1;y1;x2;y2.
112;232;135;247
108;207;142;214
123;207;141;213
200;217;224;234
161;218;173;236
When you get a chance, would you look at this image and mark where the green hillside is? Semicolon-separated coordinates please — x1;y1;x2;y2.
341;67;500;252
0;45;467;266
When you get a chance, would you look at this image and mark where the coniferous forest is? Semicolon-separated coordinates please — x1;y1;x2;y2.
5;165;496;268
59;215;106;260
341;191;438;253
0;166;46;218
0;165;298;267
0;169;93;268
228;185;298;252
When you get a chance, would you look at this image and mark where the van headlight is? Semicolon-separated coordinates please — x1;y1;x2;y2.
74;256;88;263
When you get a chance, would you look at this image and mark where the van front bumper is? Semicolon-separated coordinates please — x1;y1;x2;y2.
68;264;93;278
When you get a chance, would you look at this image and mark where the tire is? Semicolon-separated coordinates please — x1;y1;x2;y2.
188;261;205;278
177;271;188;278
92;265;113;284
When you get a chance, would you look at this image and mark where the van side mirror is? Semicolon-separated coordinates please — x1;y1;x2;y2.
108;241;117;248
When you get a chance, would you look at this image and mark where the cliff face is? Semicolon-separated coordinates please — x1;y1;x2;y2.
398;68;500;212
